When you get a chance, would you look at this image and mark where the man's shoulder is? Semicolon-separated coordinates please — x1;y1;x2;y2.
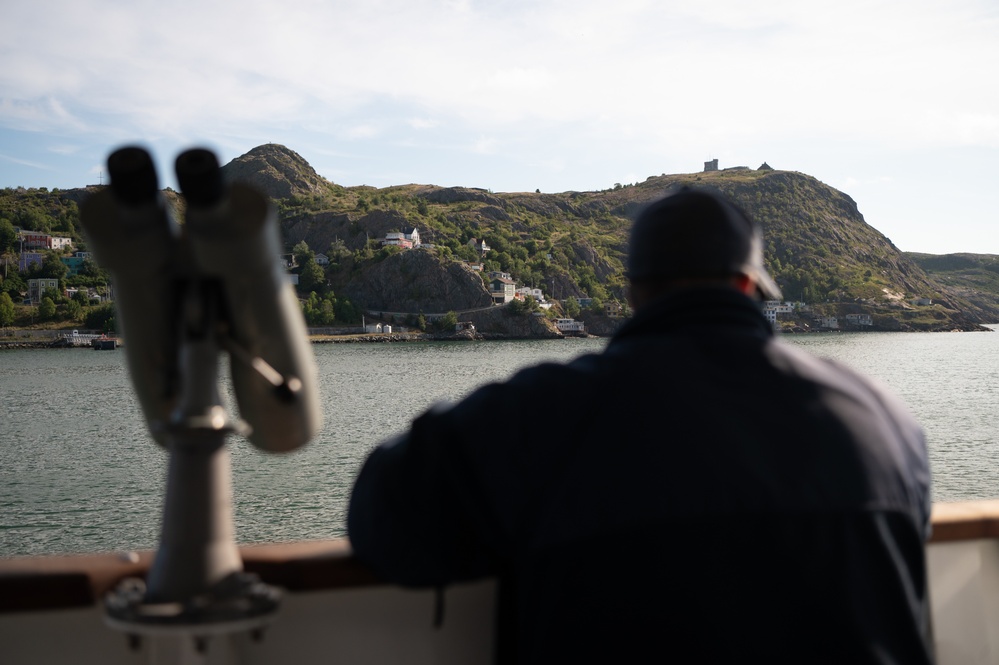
766;338;888;392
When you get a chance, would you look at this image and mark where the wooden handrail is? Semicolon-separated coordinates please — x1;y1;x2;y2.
5;499;999;614
929;499;999;543
0;540;377;614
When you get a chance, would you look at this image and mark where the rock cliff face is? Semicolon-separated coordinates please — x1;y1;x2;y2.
342;249;493;313
284;209;408;253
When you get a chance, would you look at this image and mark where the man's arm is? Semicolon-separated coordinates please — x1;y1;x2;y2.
347;407;502;586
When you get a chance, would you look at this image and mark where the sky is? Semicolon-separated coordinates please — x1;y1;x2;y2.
1;0;997;254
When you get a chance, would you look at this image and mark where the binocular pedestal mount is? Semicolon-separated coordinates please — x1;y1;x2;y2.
103;282;280;658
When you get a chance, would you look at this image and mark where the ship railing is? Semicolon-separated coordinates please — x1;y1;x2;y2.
4;500;999;664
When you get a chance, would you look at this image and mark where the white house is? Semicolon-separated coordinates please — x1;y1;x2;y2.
382;227;421;250
382;232;412;249
515;287;545;302
555;318;585;334
468;238;491;255
764;301;795;315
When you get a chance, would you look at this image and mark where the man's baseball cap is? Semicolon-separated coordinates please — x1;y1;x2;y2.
626;188;782;301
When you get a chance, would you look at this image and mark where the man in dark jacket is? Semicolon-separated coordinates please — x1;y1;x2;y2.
348;189;933;663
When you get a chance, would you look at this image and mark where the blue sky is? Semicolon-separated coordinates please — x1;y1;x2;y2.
1;0;997;254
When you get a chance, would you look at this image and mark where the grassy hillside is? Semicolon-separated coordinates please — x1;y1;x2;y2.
219;145;989;329
2;144;996;331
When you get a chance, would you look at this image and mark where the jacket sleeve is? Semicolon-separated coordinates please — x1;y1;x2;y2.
347;404;503;586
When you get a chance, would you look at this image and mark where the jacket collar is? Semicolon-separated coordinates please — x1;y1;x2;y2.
611;286;775;345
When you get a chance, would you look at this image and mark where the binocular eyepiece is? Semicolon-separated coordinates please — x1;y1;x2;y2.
80;146;322;453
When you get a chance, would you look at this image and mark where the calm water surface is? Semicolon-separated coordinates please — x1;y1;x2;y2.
1;329;997;557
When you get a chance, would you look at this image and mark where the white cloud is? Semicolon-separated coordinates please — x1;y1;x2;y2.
0;152;50;170
407;118;439;130
2;0;995;155
471;136;500;155
341;124;382;140
1;0;998;252
47;144;83;156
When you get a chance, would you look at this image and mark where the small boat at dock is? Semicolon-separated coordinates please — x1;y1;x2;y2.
91;336;119;350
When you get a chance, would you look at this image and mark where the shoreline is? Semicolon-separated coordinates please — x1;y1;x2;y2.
2;320;994;350
0;330;593;350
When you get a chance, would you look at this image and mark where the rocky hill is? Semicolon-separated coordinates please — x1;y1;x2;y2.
3;144;997;332
218;144;994;330
220;144;335;200
905;253;999;323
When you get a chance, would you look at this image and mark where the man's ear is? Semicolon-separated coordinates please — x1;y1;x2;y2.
732;274;756;297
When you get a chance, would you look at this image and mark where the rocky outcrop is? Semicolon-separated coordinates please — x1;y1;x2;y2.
420;187;506;208
221;144;330;200
342;250;493;313
284;209;408;253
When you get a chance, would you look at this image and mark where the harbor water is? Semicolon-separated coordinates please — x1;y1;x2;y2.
1;328;998;558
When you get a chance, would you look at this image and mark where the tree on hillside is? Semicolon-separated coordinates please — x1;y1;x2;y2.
39;296;56;320
2;271;25;298
43;286;64;305
299;260;326;294
85;303;117;333
14;208;50;233
334;298;362;324
293;240;314;268
434;311;458;333
0;292;15;327
24;252;70;286
0;219;17;254
301;292;337;326
326;238;351;263
79;257;108;280
564;297;581;318
65;299;83;322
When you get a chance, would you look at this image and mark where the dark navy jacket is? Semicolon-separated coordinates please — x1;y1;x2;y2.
348;287;933;664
